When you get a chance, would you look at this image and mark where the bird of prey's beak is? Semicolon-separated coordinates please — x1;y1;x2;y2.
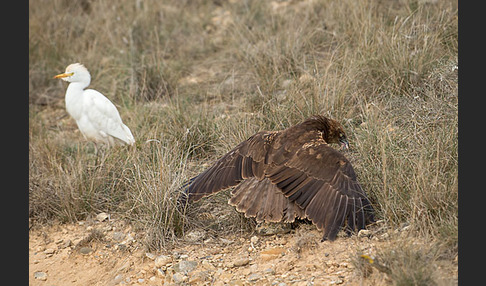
339;137;349;150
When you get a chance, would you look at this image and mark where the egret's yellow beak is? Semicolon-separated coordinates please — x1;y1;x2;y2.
53;72;74;79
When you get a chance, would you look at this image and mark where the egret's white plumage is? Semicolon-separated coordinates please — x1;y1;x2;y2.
54;63;135;147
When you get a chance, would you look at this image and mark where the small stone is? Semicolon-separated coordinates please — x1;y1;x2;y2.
154;255;171;268
44;248;55;255
137;278;145;283
358;229;371;238
189;271;210;283
96;212;109;222
34;271;47;281
250;236;259;243
174;260;198;274
247;273;262;282
201;259;216;270
113;274;123;284
79;247;93;255
233;257;250;267
60;239;72;249
173;273;187;283
330;278;344;284
264;268;275;275
180;254;189;260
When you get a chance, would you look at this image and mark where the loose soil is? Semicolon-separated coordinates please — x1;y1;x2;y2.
29;215;457;285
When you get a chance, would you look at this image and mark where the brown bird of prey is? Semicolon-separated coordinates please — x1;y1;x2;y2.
179;115;374;241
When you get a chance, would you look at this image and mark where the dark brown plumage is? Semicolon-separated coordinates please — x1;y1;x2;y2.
179;115;374;241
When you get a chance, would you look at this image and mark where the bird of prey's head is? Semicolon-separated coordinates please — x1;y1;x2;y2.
305;115;349;150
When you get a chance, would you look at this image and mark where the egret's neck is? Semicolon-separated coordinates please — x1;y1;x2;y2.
67;80;90;91
65;82;88;120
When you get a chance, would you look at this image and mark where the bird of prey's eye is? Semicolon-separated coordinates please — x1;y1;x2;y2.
338;133;349;150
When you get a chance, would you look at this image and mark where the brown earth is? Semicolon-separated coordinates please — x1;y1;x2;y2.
29;215;457;286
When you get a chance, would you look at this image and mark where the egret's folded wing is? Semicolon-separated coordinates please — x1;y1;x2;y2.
84;89;134;144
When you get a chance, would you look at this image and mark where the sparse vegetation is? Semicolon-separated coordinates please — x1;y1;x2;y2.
30;0;457;284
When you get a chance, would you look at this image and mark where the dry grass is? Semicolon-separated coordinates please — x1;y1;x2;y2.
30;0;457;282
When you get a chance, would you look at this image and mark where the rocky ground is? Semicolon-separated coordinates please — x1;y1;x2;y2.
29;213;457;286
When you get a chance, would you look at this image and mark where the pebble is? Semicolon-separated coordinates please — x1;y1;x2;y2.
233;257;250;267
247;273;262;282
34;271;47;281
358;229;371;238
189;271;210;283
173;272;187;283
96;212;109;222
174;260;198;274
201;259;216;270
180;254;189;260
60;239;72;249
264;268;276;275
113;274;123;284
154;255;172;268
44;248;55;255
79;247;93;255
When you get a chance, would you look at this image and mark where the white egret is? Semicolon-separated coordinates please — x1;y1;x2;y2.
54;63;135;150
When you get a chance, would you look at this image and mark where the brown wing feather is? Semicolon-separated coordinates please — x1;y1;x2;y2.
265;136;374;240
181;131;272;203
229;177;305;223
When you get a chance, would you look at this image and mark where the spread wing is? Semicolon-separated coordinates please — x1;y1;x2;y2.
179;131;274;204
180;129;374;241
